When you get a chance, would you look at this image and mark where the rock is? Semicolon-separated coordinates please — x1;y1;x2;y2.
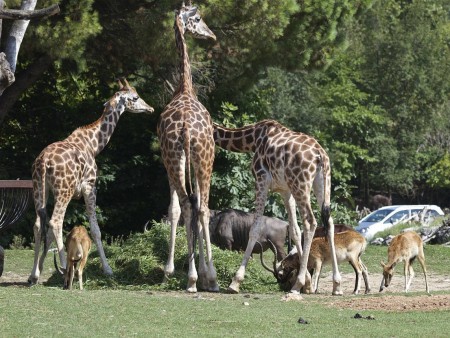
297;317;309;324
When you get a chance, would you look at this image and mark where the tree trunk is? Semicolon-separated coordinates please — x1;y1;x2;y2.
0;53;53;124
4;0;38;73
0;52;15;95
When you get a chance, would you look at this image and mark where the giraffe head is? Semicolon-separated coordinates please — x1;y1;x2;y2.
108;78;154;114
177;2;216;40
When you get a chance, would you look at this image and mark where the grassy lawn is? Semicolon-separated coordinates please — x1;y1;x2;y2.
1;231;450;337
1;285;449;338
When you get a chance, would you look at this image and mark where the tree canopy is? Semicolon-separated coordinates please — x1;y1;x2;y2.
0;0;449;245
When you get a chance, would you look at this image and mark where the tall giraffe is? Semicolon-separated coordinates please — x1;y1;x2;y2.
213;119;342;295
28;79;154;285
157;3;219;293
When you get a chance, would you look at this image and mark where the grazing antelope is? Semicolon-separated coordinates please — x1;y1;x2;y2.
307;230;370;294
261;226;370;294
380;231;429;293
54;226;91;290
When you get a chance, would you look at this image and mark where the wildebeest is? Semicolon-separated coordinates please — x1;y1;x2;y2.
209;209;289;261
54;226;92;290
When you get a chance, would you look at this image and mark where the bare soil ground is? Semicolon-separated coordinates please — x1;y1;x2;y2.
2;270;450;312
287;270;450;311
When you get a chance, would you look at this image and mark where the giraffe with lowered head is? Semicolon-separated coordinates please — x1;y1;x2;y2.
157;2;219;292
29;79;154;285
213;119;342;295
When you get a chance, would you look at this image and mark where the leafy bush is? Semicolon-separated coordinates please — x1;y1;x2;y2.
84;221;281;293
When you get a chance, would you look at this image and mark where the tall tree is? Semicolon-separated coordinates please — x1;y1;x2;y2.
0;0;100;124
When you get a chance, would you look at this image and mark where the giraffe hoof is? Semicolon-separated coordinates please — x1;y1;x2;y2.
186;285;197;293
28;276;38;285
208;282;220;293
103;266;113;276
332;290;344;296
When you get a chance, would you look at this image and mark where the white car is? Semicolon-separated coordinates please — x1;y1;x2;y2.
355;205;444;240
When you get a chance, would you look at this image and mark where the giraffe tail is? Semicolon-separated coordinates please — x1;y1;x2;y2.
189;193;199;253
320;203;331;239
35;158;48;253
319;152;331;239
182;121;198;252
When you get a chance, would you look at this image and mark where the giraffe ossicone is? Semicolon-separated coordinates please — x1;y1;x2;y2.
157;3;218;293
28;79;154;285
213;119;342;295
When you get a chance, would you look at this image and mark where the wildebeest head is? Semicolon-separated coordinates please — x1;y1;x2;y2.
257;240;298;291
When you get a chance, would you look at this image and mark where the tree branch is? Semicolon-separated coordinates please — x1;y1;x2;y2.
0;3;59;20
0;54;53;124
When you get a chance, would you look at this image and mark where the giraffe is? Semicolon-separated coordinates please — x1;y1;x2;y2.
213;119;343;295
157;2;219;293
28;79;154;285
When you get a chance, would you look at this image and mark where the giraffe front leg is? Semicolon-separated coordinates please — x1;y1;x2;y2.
229;175;270;294
228;209;266;293
163;187;181;282
83;186;113;276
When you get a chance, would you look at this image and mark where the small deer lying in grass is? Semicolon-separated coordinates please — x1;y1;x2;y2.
54;226;92;290
260;226;370;294
380;231;429;293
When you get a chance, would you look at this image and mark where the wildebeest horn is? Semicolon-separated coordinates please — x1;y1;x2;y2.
52;249;66;275
257;240;283;282
257;241;275;274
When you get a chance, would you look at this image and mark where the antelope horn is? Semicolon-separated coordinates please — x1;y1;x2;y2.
53;249;66;275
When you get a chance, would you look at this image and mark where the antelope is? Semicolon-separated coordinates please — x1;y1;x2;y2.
307;230;370;294
260;226;370;294
54;226;92;290
380;231;429;293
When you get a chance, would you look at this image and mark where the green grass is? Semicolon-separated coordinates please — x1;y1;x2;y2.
1;224;450;337
1;281;450;337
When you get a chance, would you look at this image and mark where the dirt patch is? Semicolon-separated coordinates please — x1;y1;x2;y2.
305;271;450;311
326;294;450;312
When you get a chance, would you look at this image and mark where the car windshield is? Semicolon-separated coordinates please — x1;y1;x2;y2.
364;208;397;222
384;210;409;223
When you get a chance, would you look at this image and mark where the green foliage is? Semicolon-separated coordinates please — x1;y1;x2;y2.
82;221;280;293
426;153;450;188
1;0;450;246
211;102;255;211
25;0;102;70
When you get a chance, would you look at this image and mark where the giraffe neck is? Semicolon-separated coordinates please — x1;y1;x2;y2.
213;123;260;153
65;102;124;156
174;16;194;96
